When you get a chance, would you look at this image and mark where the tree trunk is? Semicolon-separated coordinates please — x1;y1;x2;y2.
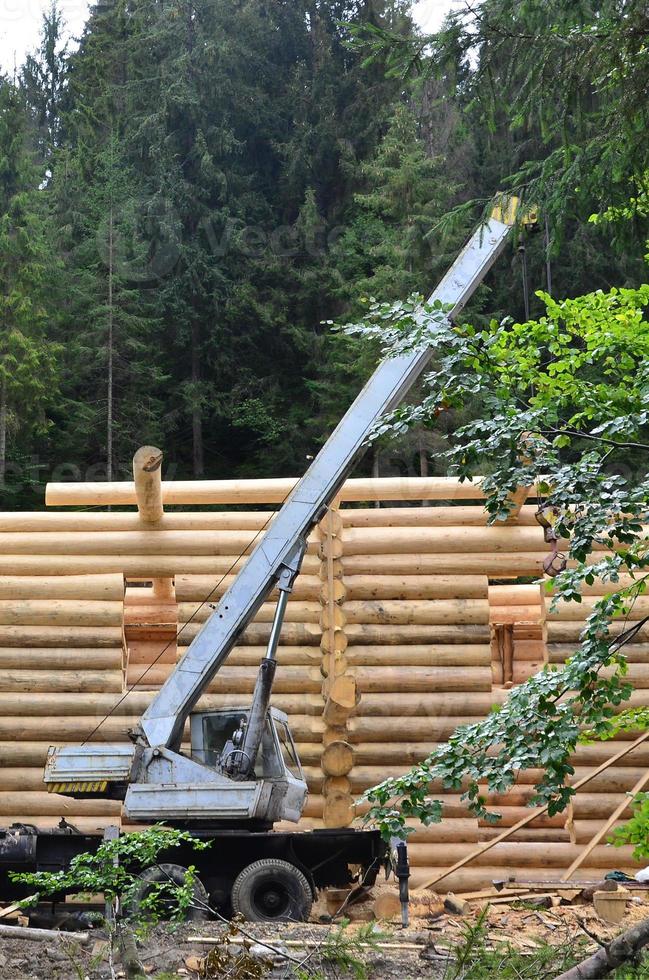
0;375;6;488
191;320;204;477
106;205;114;483
419;435;429;507
556;913;649;978
372;450;380;509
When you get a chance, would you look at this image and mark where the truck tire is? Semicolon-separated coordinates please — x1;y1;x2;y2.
128;863;209;922
231;858;313;922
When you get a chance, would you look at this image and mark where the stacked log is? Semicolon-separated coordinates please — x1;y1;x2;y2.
2;470;640;888
319;504;357;828
0;573;125;827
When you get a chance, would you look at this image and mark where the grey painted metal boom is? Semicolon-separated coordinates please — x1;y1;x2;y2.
141;209;516;751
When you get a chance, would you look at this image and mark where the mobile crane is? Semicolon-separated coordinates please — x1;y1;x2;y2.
0;199;518;923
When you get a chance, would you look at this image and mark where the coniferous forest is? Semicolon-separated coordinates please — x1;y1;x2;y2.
1;0;648;506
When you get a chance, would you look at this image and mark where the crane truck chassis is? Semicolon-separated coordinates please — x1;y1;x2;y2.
0;199;519;923
0;821;388;922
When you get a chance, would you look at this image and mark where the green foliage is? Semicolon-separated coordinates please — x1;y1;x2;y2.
610;793;649;860
342;278;649;836
441;905;586;978
292;920;391;980
351;1;649;247
9;826;211;924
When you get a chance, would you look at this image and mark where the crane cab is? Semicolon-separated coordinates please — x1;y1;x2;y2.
190;707;304;792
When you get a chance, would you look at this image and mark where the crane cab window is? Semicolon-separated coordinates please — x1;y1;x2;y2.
274;718;302;778
192;710;282;778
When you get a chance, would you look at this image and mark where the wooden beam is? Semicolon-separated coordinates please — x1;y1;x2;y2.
133;446;164;524
46;476;537;508
133;446;172;599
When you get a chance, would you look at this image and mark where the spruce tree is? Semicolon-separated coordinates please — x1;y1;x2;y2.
0;79;60;497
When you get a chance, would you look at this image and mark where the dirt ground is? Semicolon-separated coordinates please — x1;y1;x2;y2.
1;889;648;979
0;919;447;979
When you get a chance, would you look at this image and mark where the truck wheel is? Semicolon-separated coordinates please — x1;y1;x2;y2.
128;863;209;922
231;859;313;922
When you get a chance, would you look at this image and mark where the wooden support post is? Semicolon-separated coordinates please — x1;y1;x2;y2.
503;485;532;524
319;503;356;828
132;446;173;601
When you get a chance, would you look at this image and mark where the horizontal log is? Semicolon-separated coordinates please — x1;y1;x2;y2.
342;506;539;528
343;553;549;577
178;621;322;646
477;828;571;843
0;554;324;578
0;529;316;557
0;792;121;816
0;713;325;743
476;808;567;830
405;841;642;870
572;793;636;819
549;574;644;597
0;769;60;791
345;644;492;667
572;742;649;767
0;691;325;717
486;604;543;625
175;574;321;602
489;584;544;606
177;601;321;625
0;648;123;670
345;624;490;645
513;639;547;661
503;766;649;793
0;670;122;694
352;690;507;717
511;663;542;684
343;575;488;600
176;645;322;668
0;512;280;532
347;717;487;742
352;666;493;694
0;574;124;600
0;626;124;647
570;820;626;844
127;664;322;694
297;741;432;767
408;866;600;894
0;742;55;766
343;526;565;557
343;599;490;626
547;595;649;621
547;620;649;642
0;599;123;627
46;476;498;507
133;665;494;699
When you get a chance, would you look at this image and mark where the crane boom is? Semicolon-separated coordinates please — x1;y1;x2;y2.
140;204;516;752
44;199;518;823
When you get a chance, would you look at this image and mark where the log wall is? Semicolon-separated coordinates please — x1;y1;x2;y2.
0;476;645;885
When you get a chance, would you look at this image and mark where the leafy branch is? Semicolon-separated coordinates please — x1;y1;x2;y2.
341;286;649;837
